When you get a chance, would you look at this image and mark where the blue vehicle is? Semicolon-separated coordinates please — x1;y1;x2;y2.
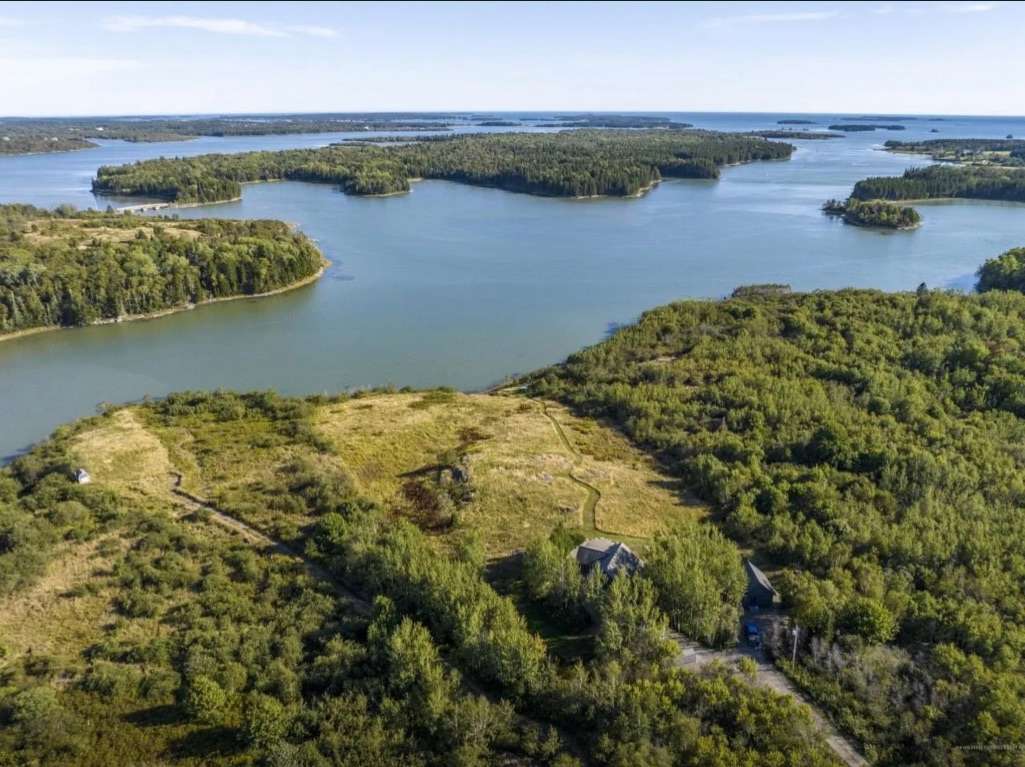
744;622;761;647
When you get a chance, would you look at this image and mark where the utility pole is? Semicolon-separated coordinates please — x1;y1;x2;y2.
791;624;799;664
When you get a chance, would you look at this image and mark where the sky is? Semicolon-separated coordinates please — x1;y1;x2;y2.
0;0;1022;116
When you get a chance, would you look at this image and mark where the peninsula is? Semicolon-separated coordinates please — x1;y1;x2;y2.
0;205;326;339
0;114;458;155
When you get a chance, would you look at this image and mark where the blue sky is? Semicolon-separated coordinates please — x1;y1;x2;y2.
0;0;1020;116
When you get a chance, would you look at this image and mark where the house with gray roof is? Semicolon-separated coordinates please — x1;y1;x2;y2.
571;537;641;578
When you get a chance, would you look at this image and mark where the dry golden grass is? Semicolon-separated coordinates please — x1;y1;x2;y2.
71;409;173;501
24;218;203;246
0;537;120;662
69;394;703;556
315;392;705;554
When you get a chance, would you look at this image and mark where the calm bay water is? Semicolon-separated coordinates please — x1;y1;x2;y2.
2;113;1025;458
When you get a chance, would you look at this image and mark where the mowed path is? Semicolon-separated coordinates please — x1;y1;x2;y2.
168;472;371;614
535;399;606;536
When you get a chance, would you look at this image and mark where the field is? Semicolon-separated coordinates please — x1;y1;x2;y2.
68;391;703;556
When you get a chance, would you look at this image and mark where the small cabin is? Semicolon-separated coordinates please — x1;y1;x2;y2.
571;538;641;578
74;468;92;485
743;560;779;610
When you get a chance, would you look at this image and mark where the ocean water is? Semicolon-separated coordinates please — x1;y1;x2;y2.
2;112;1024;458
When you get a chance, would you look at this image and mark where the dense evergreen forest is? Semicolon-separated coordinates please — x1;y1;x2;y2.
851;164;1025;203
0;205;324;336
822;198;921;229
0;114;456;154
0;391;841;766
91;130;795;203
528;285;1025;765
884;138;1025;166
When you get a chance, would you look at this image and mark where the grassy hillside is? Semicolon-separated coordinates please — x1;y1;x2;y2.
0;390;839;767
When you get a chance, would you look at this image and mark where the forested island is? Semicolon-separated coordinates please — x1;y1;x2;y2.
822;198;921;229
91;130;796;203
528;276;1025;765
827;124;906;132
850;164;1025;204
0;205;325;338
0;136;97;155
883;137;1025;166
748;130;843;140
0;114;457;155
778;119;817;125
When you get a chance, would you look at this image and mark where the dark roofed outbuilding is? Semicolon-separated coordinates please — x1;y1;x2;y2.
743;560;779;610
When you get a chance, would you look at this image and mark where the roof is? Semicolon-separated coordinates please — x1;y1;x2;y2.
745;560;777;595
572;538;641;577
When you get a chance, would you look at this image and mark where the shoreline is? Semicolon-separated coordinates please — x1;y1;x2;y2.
0;261;329;345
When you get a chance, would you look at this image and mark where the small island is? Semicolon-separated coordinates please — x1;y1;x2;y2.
822;197;921;229
535;114;694;129
828;123;907;132
777;119;817;125
0;205;326;339
747;130;843;140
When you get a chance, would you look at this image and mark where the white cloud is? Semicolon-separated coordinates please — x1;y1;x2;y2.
873;4;894;14
104;15;286;37
103;15;338;39
285;24;337;38
0;16;24;26
704;11;839;28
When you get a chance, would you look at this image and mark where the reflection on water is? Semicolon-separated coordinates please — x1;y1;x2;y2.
2;113;1025;457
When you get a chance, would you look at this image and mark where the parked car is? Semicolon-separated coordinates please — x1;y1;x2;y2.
745;621;761;647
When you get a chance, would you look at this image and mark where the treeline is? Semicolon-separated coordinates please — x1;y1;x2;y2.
91;130;796;203
822;198;921;229
851;164;1025;203
0;205;324;335
528;286;1025;765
